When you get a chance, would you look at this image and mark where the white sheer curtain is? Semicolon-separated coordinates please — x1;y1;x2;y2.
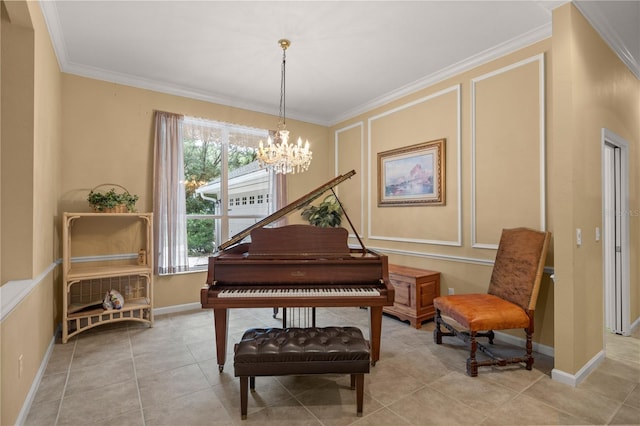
153;111;189;274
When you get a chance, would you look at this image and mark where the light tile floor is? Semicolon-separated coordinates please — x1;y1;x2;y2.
25;307;640;425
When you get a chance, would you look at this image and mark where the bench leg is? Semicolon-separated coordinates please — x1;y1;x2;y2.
354;373;364;417
240;376;248;420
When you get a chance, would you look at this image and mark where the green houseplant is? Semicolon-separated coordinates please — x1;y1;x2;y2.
87;185;139;213
301;194;343;227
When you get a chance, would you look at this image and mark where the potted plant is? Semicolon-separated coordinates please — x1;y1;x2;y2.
301;194;343;227
87;184;139;213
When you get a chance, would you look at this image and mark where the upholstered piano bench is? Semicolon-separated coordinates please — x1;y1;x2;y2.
233;326;371;419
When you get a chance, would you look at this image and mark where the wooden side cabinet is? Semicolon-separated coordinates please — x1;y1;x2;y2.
383;265;440;329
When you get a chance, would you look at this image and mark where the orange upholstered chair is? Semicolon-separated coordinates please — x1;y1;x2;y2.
433;228;551;377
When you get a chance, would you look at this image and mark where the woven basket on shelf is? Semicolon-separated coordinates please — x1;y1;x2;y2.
87;183;138;213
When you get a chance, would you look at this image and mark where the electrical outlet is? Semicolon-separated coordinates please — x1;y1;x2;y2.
448;288;454;295
18;354;23;378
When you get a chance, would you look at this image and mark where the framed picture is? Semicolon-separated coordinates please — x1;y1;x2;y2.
377;138;445;206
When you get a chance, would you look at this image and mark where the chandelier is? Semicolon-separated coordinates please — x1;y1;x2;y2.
257;39;312;174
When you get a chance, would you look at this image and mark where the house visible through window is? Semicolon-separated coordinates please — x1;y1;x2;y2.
182;116;277;270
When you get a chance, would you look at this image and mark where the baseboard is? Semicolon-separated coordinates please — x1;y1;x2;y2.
16;326;59;426
551;349;605;387
493;330;554;358
154;302;202;316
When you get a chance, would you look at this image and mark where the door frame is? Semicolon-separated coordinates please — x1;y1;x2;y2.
601;128;630;337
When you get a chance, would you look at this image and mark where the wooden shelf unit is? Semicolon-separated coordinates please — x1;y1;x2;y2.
383;265;440;329
62;212;154;343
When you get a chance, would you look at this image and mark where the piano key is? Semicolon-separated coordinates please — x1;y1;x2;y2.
217;287;380;298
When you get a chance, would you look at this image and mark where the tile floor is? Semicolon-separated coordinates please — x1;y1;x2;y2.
25;307;640;425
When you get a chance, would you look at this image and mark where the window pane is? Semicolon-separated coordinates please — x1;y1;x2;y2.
229;217;264;241
182;117;274;270
187;217;216;268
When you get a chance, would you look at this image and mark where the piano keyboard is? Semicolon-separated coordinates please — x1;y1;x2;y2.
218;288;381;298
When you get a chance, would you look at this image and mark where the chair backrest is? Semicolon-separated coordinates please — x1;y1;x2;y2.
487;228;551;313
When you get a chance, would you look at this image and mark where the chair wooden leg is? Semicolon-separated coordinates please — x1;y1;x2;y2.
240;376;248;420
350;374;356;390
525;328;534;370
434;309;443;344
467;331;478;377
487;330;495;344
355;373;364;417
249;376;255;390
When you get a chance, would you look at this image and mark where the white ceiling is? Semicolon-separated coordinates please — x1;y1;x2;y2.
40;1;639;126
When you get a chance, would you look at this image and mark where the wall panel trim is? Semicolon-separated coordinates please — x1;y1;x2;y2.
367;84;462;246
0;261;58;323
471;54;546;249
335;121;365;240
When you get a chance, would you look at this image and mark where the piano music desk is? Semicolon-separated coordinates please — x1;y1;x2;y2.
384;265;440;329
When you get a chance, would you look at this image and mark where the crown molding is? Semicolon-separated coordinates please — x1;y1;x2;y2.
574;1;640;80
330;22;552;125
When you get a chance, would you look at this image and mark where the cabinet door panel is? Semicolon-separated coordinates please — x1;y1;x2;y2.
392;279;412;307
419;280;436;306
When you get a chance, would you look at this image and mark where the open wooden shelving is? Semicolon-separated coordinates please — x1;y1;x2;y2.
62;212;154;343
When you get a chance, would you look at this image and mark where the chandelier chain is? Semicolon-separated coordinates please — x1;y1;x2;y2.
257;39;312;175
279;47;286;129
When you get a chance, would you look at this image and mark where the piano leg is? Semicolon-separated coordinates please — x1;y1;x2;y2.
369;306;383;366
213;308;229;372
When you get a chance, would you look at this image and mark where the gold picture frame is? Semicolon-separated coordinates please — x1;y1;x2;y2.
377;138;445;206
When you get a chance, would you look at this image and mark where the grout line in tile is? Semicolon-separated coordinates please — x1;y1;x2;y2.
54;338;77;426
128;324;146;426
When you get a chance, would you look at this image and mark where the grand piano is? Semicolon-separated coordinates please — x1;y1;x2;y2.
200;170;394;371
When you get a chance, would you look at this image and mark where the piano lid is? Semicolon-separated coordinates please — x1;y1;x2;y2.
217;169;357;251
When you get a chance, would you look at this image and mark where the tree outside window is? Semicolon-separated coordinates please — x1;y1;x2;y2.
182;118;274;269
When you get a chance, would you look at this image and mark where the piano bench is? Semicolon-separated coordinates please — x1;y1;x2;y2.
233;326;370;420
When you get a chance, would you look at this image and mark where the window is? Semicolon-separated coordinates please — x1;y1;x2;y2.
182;117;277;270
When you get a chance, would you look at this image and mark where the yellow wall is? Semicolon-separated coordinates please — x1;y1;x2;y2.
59;75;331;308
332;41;555;347
551;4;640;374
1;1;639;423
0;1;62;424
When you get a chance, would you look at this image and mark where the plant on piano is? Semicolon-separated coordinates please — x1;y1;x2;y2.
301;194;343;227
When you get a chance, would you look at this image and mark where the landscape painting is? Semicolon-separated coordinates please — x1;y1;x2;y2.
377;138;445;206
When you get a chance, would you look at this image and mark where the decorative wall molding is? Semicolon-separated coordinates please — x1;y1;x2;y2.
367;84;462;247
332;24;552;125
335;121;365;241
1;261;59;323
574;1;640;80
371;245;554;277
470;54;546;249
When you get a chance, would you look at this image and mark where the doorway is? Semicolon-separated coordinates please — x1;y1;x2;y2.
601;128;630;337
